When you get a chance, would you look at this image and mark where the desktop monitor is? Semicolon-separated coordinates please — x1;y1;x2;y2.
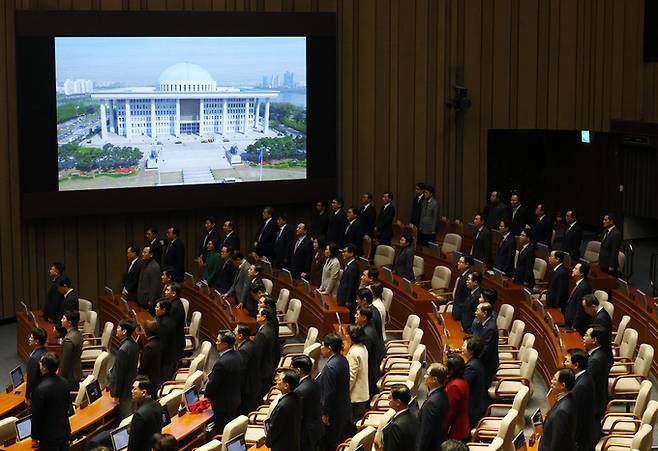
401;277;413;294
473;258;485;274
301;277;311;294
225;434;248;451
86;379;102;404
427;241;440;256
281;268;294;283
15;415;32;441
110;425;130;451
452;250;463;263
637;289;647;308
10;366;24;388
161;405;171;427
513;431;527;451
382;266;393;283
617;278;630;297
184;387;199;410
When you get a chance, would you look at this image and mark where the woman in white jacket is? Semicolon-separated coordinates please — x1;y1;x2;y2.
346;324;370;426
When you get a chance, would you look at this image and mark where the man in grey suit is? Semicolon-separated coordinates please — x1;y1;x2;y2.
110;319;139;419
222;250;251;313
418;185;439;246
137;246;161;312
58;310;83;390
598;213;622;275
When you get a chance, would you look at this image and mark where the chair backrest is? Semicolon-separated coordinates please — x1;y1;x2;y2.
615;315;631;346
506;320;526;349
412;256;424;280
618;251;626;271
160;389;183;418
374;409;396;448
304;342;321;364
198;340;212;368
499;409;519;451
74;375;95;406
92;351;110;389
583;241;601;263
632;380;653;418
286;298;302;323
514;250;519;268
349;425;376;451
412;344;426;363
497;304;515;334
195;440;222;451
619;328;639;361
362;236;372;261
262;278;273;294
633;344;654;378
407;361;423;397
488;437;505;451
533;258;547;281
382;287;393;312
188;353;206;375
276;288;290;313
119;414;133;428
441;233;462;255
100;321;114;349
374;245;395;268
78;298;93;312
0;416;18;443
640;400;658;428
431;266;452;291
402;315;420;341
630;424;653;451
82;310;98;335
517;333;536;361
407;329;424;356
600;300;614;320
189;311;202;338
304;327;319;348
520;349;538;381
511;386;530;435
220;415;249;451
594;289;609;304
180;298;190;324
184;370;205;392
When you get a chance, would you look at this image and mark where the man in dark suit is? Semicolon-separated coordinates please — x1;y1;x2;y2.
336;244;360;311
471;213;492;267
291;355;323;451
583;325;611;423
376;191;396;246
358;192;376;238
344;207;365;256
416;363;449;451
410;182;426;227
472;302;499;383
532;203;553;247
509;192;532;236
255;307;277;399
59;310;83;390
44;261;65;323
154;299;178;381
31;352;71;450
562;210;583;261
26;327;48;402
264;369;303;451
449;255;474;323
138;246;162;312
546;251;569;310
383;384;420;451
273;213;294;269
513;228;536;289
460;271;482;332
311;201;330;241
327;198;348;247
197;216;220;264
462;336;488;427
216;244;237;293
221;220;240;251
110;319;139;419
290;223;313;279
163;226;185;281
318;333;351;451
565;262;592;331
356;303;384;398
484;191;508;230
254;206;277;260
582;294;613;365
205;330;244;433
128;376;163;451
564;348;599;451
137;319;162;398
145;227;163;268
235;323;260;415
56;276;79;336
539;369;578;451
599;213;622;275
122;246;143;302
494;219;516;277
163;282;186;362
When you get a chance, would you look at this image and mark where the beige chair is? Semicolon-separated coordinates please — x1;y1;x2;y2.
412;255;425;281
119;414;133;428
468;409;518;451
381;344;426;374
583;241;601;263
489;349;538;399
618;252;626;274
600;398;658;441
337;425;376;451
608;344;654;397
374;245;395;268
499;320;524;348
281;326;318;354
602;380;652;432
496;344;535;378
601;300;615;321
85;350;110;388
418;265;452;297
385;328;423;358
598;423;653;451
160;369;205;397
195;440;222;451
370;408;396;449
279;298;302;338
160;389;184;418
611;329;639;370
377;361;422;392
184;311;202;354
179;339;212;372
78;298;93;312
78;310;98;336
0;416;18;443
382;287;393;315
595;289;610;303
180;297;190;325
81;321;114;363
499;332;534;361
386;314;420;344
262;278;273;294
216;415;249;451
441;233;462;255
173;353;205;382
472;386;529;438
74;376;96;406
613;316;632;350
496;304;514;336
278;342;321;370
276;288;290;314
533;258;548;285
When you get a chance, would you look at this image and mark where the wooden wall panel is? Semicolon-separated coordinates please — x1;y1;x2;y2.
1;0;657;319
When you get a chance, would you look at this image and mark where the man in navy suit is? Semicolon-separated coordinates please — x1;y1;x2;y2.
473;302;499;383
538;369;578;451
449;255;474;323
235;324;260;415
384;384;420;451
358;192;376;238
292;355;323;451
255;307;277;399
416;363;449;451
205;330;244;433
562;210;583;261
462;336;488;427
471;213;492;267
583;325;611;423
599;213;622;275
565;261;592;330
582;295;613;365
532;203;553;247
376;191;396;246
564;348;599;451
546;251;569;309
494;219;516;277
318;333;351;451
460;271;482;332
509;192;532;236
290;223;313;279
163;226;185;282
336;244;360;312
221;220;241;251
254;206;277;260
264;369;302;451
273;213;294;269
197;216;220;264
122;246;143;302
327;198;348;248
343;207;365;256
513;228;536;289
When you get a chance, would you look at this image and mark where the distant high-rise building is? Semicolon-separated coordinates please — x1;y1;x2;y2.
283;71;294;88
273;74;279;88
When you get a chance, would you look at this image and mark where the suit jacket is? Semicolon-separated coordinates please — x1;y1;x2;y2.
273;224;294;269
572;371;598;451
157;314;177;378
310;211;330;241
588;347;610;420
347;342;370;403
266;392;302;451
494;233;516;277
359;203;376;237
44;275;65;322
566;279;592;330
123;258;144;301
451;269;472;322
222;231;240;252
26;347;47;400
410;195;424;227
110;338;139;399
238;339;260;404
138;259;162;309
320;257;341;294
510;204;531;236
59;289;79;318
138;336;162;397
227;260;250;304
295;376;324;451
383;409;420;451
599;226;622;272
513;244;536;289
464;357;487;427
147;238;163;268
205;348;244;415
533;215;554;247
485;202;508;229
445;377;470;440
546;264;569;310
198;227;220;262
394;246;415;281
474;317;499;383
416;387;449;451
562;222;583;260
31;374;71;444
593;308;614;366
255;322;276;389
327;209;348;248
290;235;313;278
127;397;163;451
376;203;396;244
538;392;578;451
318;354;351;425
170;298;186;357
472;226;492;267
256;218;277;260
343;219;364;255
336;260;360;307
60;328;83;389
419;197;439;234
163;238;185;279
460;287;481;332
217;258;237;294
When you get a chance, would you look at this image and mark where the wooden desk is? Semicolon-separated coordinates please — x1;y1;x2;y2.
16;311;61;361
163;408;214;450
0;383;26;418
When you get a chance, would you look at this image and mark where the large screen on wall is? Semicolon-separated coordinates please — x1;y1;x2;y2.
15;12;336;217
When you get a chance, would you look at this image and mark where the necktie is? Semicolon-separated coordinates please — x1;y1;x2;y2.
602;230;608;242
294;237;302;253
568;284;577;300
277;228;283;241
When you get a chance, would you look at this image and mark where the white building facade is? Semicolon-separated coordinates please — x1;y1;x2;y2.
91;63;278;140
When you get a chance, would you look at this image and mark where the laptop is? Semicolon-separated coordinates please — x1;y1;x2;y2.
86;379;102;404
617;278;630;297
183;386;199;410
10;366;24;388
532;408;543;436
473;258;485;274
382;266;394;283
427;241;440;257
110;424;130;451
161;405;171;427
492;268;505;285
184;272;195;286
513;431;527;451
523;288;533;306
225;433;248;451
281;268;294;283
15;415;32;441
358;256;370;269
452;250;463;264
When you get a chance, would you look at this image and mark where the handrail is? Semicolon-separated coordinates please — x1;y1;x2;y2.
650;253;658;296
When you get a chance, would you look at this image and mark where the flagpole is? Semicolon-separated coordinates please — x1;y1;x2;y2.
259;146;263;181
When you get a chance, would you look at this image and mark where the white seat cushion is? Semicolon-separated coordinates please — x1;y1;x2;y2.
245;425;266;443
279;325;294;335
601;415;637;434
608;377;642;394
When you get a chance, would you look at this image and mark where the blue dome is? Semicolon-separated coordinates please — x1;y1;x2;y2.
157;63;215;85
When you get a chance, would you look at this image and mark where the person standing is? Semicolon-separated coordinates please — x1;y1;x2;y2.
416;363;449;451
383;384;420;451
137;246;162;312
58;310;83;390
462;336;488;428
318;333;351;451
235;324;259;415
418;186;438;247
31;352;71;450
197;216;219;264
562;210;583;261
122;246;143;302
393;235;415;281
444;356;470;441
154;300;177;381
346;325;370;425
264;369;303;451
127;376;163;451
202;239;221;288
44;262;66;323
163;226;185;282
546;251;569;310
25;327;48;404
110;319;139;419
376;192;396;246
410;183;426;227
598;213;622;275
138;319;162;398
538;369;578;451
291;355;323;451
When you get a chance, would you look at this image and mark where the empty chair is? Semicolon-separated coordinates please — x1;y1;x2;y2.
184;311;202;354
0;416;18;443
386;314;420;343
160;389;184;418
180;297;190;325
74;376;96;406
382;287;393;315
275;288;290;314
374;245;395;268
279;298;302;338
418;265;452;297
279;342;320;369
496;304;514;336
412;255;425;280
381;344;426;374
489;349;538;399
597;423;653;451
583;241;601;263
441;233;462;255
78;310;98;337
608;344;654;398
86;350;111;388
281;326;318;355
78;298;93;312
337;425;376;451
262;278;273;294
172;353;205;382
611;329;638;369
468;409;518;451
533;258;547;285
81;321;114;362
499;333;534;361
385;328;423;358
499;320;525;348
377;361;423;393
600;300;615;320
601;390;656;437
217;415;249;451
472;386;529;438
613;316;631;349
